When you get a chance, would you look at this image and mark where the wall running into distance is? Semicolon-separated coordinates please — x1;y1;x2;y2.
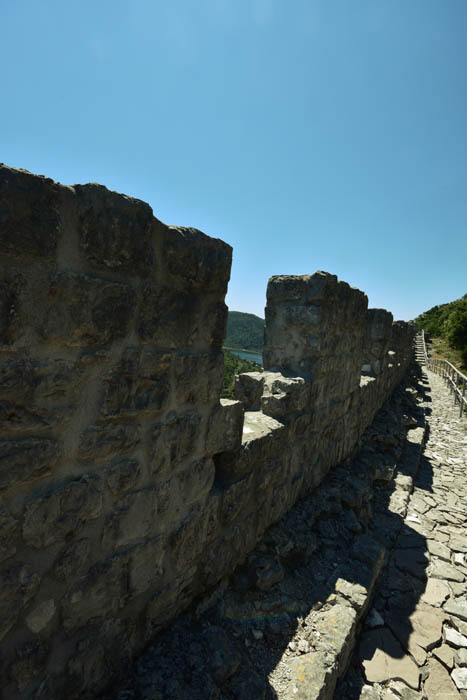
0;165;414;699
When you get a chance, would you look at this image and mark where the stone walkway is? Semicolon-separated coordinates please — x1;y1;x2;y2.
339;369;467;699
105;366;467;700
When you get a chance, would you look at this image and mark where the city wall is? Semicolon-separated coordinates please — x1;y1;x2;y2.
0;165;414;698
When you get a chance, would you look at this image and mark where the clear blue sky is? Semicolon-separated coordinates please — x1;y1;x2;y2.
2;0;466;321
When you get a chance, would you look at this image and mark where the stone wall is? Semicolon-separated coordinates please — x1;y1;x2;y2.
0;165;415;699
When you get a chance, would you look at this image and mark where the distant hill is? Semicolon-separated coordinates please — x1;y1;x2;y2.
225;311;264;352
416;293;467;367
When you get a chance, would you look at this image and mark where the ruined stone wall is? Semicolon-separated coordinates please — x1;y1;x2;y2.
0;165;415;699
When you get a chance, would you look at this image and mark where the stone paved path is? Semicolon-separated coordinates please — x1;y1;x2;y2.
340;369;467;699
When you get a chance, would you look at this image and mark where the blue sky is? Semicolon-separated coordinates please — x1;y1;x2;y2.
2;0;466;321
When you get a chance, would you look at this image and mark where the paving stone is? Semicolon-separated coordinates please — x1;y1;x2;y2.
424;658;461;700
387;680;423;699
445;625;467;648
431;560;465;583
445;599;467;622
433;643;455;669
427;539;452;561
421;578;451;606
452;668;467;690
360;628;421;690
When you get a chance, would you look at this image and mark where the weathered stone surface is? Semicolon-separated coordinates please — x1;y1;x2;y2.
79;421;140;461
288;652;337;700
26;598;56;633
100;348;172;416
105;458;141;496
234;371;264;410
23;475;102;548
433;643;455;669
421;578;451;606
0;563;40;640
53;538;90;581
445;598;467;622
150;410;201;476
76;182;155;273
43;272;135;347
164;225;232;294
0;437;58;490
0;506;19;562
173;350;224;404
0;165;60;259
360;628;421;689
445;625;467;648
431;560;465;582
424;658;460;699
452;668;467;689
206;399;244;454
9;639;49;692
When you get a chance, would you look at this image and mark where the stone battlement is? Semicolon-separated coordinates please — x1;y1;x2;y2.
0;165;414;699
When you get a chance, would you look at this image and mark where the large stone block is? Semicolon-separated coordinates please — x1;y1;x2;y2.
42;272;135;347
164;225;232;295
100;348;172;417
75;183;155;274
0;165;60;259
206;399;244;454
23;475;102;548
234;371;264;410
0;437;59;490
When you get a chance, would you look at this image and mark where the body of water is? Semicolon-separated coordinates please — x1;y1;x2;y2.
225;348;263;366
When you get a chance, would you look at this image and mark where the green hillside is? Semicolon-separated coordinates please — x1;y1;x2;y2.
222;350;263;400
416;294;467;369
225;311;264;352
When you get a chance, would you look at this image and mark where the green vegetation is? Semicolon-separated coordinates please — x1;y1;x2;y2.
222;350;263;399
416;294;467;370
225;311;264;352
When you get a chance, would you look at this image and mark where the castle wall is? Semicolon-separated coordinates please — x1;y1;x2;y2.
0;165;415;699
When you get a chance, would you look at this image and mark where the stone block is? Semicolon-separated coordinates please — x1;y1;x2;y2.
79;421;141;461
218;473;254;524
261;372;310;420
42;271;135;347
23;475;102;548
214;411;285;484
0;165;60;259
0;563;40;640
234;371;264;410
206;399;244;454
150;410;202;477
0;437;59;490
75;182;155;274
164;225;232;295
173;351;224;405
100;348;172;416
